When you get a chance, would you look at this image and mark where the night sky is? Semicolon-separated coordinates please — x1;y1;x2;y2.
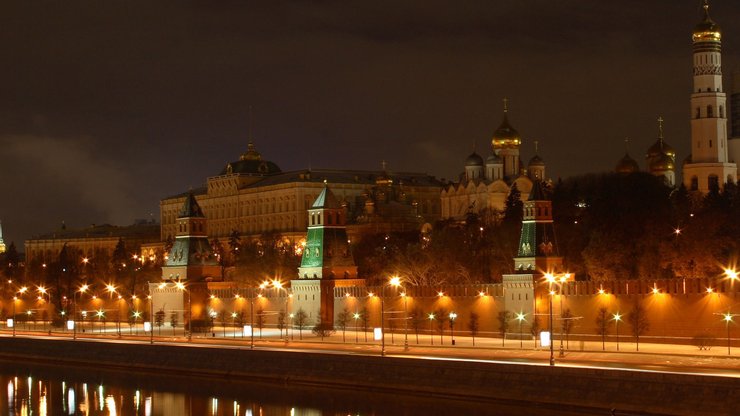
1;1;739;247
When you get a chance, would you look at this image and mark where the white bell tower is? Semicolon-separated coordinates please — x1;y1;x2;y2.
683;1;737;192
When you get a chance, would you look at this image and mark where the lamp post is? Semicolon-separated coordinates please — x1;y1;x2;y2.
289;313;294;340
449;312;457;345
389;276;408;351
74;284;89;340
353;312;360;343
148;294;154;344
515;312;526;348
175;281;191;341
428;313;435;345
612;312;622;351
272;279;289;342
723;313;733;355
558;275;568;358
380;284;386;356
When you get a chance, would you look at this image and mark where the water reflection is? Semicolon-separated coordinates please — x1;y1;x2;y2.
0;361;598;415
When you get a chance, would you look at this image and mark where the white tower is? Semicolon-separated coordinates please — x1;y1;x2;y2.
0;221;6;254
683;1;737;192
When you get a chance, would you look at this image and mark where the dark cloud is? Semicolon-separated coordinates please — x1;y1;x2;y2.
0;0;739;245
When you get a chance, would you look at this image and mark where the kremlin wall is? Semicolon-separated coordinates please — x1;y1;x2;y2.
5;3;738;348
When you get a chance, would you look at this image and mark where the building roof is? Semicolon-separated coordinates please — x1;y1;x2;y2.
29;222;160;241
528;180;548;201
179;193;205;218
312;185;341;209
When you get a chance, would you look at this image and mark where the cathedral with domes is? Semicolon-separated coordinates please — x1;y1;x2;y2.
441;101;545;220
615;117;676;187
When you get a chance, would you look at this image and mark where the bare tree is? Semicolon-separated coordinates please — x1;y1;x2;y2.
360;307;369;342
336;308;350;342
277;310;286;338
497;310;511;346
434;308;448;345
294;308;308;340
468;311;480;346
169;311;178;336
410;308;425;344
595;307;610;351
628;300;650;351
256;307;265;339
561;308;574;349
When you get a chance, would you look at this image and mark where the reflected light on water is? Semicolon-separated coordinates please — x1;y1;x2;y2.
105;395;117;416
39;393;47;416
98;384;104;411
8;380;14;408
67;386;76;415
145;396;152;416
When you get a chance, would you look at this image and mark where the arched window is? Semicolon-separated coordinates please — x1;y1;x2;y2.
691;176;699;191
696;107;701;119
709;175;719;191
707;105;714;118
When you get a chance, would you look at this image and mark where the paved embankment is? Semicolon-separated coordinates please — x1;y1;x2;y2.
0;336;737;415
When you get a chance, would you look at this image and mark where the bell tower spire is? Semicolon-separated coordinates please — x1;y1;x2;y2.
683;1;737;192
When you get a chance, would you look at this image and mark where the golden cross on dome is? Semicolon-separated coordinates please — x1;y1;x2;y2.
534;140;539;153
657;116;664;138
381;160;387;171
624;137;630;152
503;97;509;113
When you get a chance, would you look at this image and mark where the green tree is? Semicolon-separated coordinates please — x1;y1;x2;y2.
154;308;165;335
503;183;523;225
169;311;178;335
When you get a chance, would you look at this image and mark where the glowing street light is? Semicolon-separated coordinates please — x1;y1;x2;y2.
428;313;435;346
612;312;622;351
353;312;360;343
73;284;89;340
515;312;526;348
389;276;408;351
724;268;738;281
449;312;458;346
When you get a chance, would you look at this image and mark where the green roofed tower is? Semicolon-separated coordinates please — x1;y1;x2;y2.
513;180;563;274
161;192;221;282
292;184;361;326
298;184;357;279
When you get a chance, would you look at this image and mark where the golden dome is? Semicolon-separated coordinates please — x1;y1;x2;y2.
492;113;521;149
240;142;262;161
616;153;639;174
693;2;721;42
650;152;675;172
646;139;675;161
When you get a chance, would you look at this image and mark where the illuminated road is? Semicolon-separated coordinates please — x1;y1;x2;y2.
4;329;739;379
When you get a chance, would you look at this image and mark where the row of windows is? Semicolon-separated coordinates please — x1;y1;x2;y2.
689;174;734;191
695;104;724;119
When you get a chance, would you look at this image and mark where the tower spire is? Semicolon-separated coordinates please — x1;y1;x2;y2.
503;97;509;113
657;116;664;141
624;137;630;152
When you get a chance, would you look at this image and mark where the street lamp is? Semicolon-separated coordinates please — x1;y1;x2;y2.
515;312;526;348
428;313;435;345
449;312;457;345
175;281;191;341
612;312;622;351
148;294;153;344
723;313;733;355
389;276;408;351
74;284;89;340
353;312;360;343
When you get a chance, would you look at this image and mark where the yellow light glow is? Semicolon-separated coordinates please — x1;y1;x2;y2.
437;291;444;297
706;287;714;294
345;293;351;298
598;288;605;295
106;284;116;294
515;312;526;322
544;273;555;283
175;282;185;291
353;313;360;319
723;313;733;322
652;287;660;295
19;287;27;294
478;291;486;297
549;290;556;296
389;276;401;287
210;295;216;299
613;313;622;322
368;292;374;298
725;269;738;280
80;284;89;293
428;313;435;320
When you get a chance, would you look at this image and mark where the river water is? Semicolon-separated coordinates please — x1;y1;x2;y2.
0;361;604;415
